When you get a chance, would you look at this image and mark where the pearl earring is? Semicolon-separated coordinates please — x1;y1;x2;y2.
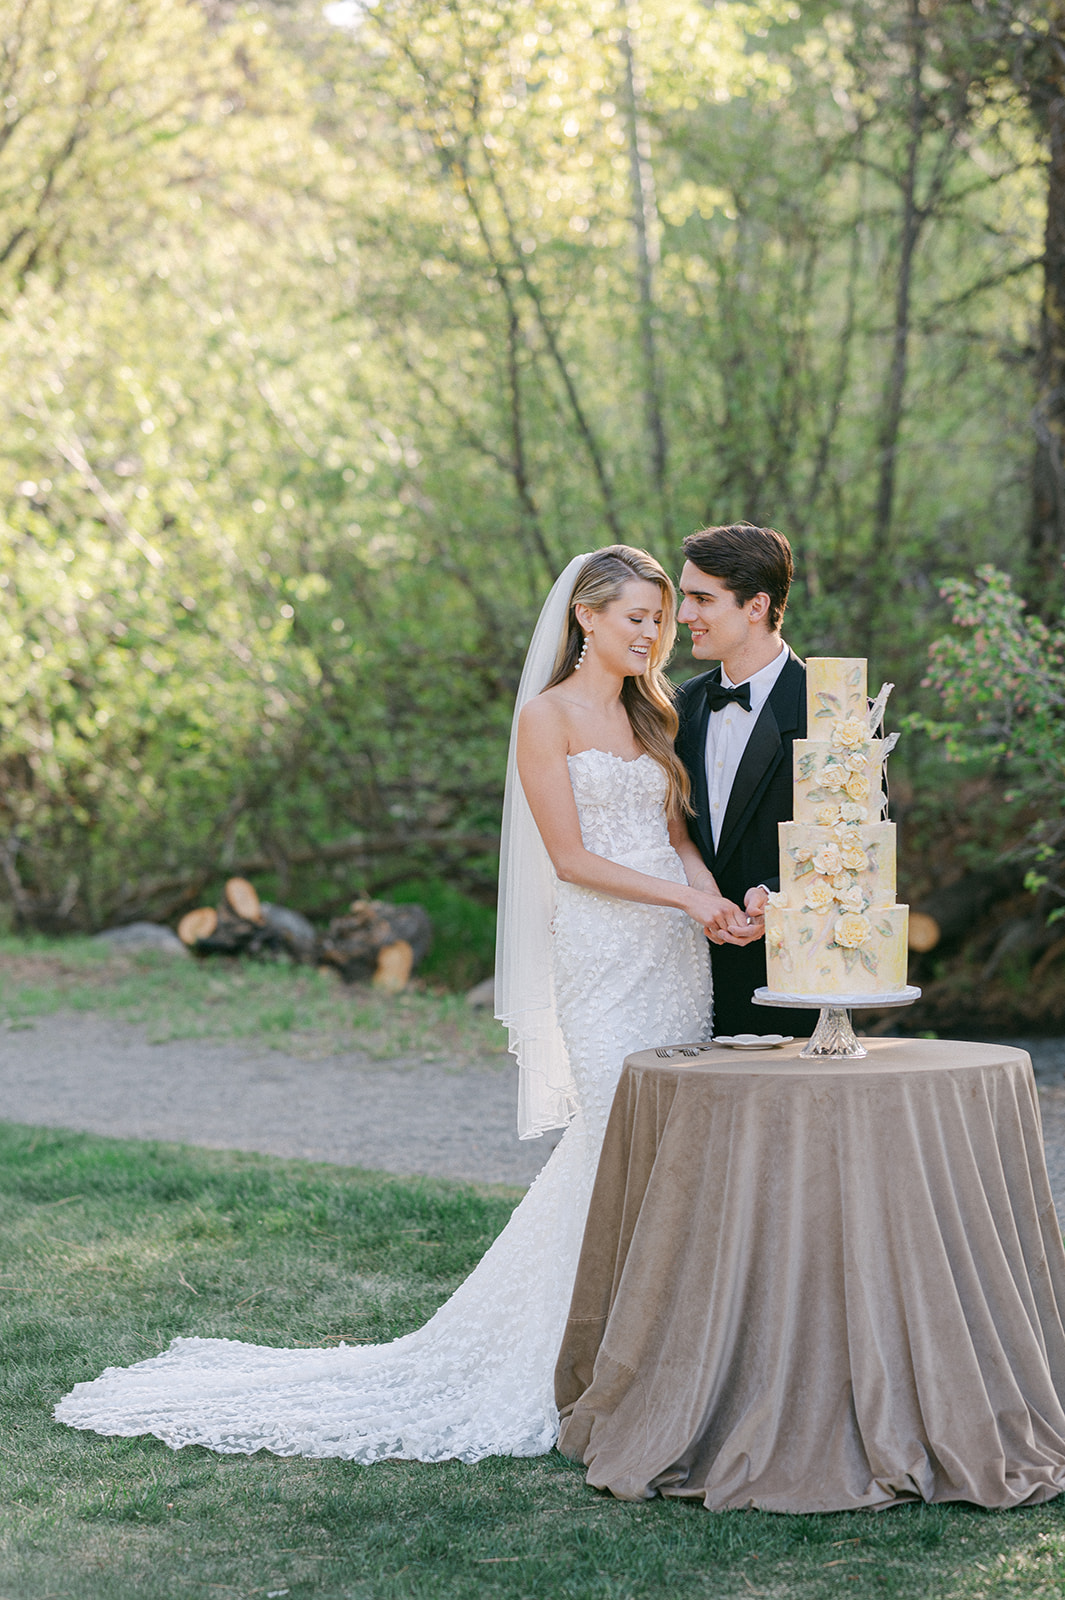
574;634;590;671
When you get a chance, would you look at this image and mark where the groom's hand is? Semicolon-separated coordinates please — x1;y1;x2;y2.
726;884;769;945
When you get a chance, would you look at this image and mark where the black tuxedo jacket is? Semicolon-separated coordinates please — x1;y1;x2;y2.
675;649;807;1035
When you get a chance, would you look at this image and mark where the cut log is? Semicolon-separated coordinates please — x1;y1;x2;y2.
373;940;414;993
106;829;499;928
178;906;218;946
178;886;318;964
907;912;940;954
196;900;263;955
260;902;317;963
225;877;263;925
319;899;432;984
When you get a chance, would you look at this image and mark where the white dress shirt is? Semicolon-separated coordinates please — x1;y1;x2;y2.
705;641;790;849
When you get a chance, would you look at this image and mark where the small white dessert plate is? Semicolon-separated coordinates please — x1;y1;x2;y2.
712;1034;794;1050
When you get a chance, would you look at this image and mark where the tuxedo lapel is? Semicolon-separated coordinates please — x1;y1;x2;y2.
714;652;804;876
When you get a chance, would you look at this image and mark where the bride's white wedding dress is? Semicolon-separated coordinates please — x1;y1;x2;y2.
55;750;711;1462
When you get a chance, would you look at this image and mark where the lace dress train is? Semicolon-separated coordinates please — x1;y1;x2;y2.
55;751;712;1461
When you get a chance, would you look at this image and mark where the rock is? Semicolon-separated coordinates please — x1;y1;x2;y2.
93;922;189;956
260;902;318;963
465;975;495;1009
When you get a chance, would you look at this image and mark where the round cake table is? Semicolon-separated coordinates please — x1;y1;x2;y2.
554;1038;1065;1511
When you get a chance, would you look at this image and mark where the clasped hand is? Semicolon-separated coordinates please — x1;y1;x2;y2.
693;885;768;946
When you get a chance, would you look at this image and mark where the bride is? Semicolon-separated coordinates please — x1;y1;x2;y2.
55;545;743;1463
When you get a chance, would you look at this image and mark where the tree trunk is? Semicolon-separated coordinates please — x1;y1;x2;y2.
1027;13;1065;610
319;899;432;983
871;0;926;561
620;21;668;540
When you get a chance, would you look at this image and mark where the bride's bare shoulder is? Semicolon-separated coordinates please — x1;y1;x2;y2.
518;688;572;746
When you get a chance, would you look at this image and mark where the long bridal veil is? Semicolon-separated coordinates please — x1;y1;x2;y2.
495;551;590;1140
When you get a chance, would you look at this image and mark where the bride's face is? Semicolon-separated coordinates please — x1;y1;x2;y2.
581;578;663;677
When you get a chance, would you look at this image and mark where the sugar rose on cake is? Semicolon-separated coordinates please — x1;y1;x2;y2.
831;717;869;749
834;912;873;948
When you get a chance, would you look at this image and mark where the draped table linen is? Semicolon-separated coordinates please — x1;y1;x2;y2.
555;1039;1065;1511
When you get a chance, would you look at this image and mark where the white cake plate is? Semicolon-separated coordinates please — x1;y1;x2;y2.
752;985;922;1060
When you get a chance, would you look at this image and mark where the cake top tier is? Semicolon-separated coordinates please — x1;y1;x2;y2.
806;658;867;725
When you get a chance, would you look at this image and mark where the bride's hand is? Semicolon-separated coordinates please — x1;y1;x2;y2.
685;889;744;944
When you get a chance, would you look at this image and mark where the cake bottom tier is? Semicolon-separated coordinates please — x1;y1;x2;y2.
765;903;909;997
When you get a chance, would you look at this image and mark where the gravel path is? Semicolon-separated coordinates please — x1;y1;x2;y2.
3;1012;1065;1216
0;1011;562;1188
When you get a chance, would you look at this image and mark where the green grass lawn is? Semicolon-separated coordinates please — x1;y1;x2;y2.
0;936;506;1063
2;1121;1065;1600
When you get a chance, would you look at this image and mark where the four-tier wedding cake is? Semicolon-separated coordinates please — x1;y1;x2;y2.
763;658;909;997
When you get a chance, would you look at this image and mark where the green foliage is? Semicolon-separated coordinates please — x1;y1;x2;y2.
390;877;497;989
0;0;1054;932
919;566;1065;791
911;563;1065;923
3;1119;1065;1598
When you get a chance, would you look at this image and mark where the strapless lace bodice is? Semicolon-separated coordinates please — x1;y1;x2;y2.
566;750;674;868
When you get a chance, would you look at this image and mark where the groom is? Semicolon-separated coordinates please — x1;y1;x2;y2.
674;523;808;1039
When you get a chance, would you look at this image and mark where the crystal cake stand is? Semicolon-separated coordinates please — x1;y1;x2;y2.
752;985;922;1059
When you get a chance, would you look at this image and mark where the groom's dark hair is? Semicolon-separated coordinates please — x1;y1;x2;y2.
682;522;793;632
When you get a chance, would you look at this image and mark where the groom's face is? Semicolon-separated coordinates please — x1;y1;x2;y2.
677;562;752;661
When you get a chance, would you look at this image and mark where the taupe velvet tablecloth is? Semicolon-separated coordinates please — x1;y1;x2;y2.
555;1039;1065;1511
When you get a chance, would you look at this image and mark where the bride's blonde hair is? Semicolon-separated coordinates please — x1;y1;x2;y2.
546;545;692;817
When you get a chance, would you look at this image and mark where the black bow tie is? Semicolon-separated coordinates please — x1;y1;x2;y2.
706;679;752;714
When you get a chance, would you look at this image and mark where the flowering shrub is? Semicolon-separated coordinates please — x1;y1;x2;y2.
914;565;1065;924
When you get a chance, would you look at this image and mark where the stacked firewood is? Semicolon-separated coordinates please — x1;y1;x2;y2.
317;898;431;990
178;879;431;992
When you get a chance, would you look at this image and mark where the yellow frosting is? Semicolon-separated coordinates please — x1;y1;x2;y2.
805;658;868;723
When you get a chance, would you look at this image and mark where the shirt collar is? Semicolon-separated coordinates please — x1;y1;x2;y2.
721;640;789;693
